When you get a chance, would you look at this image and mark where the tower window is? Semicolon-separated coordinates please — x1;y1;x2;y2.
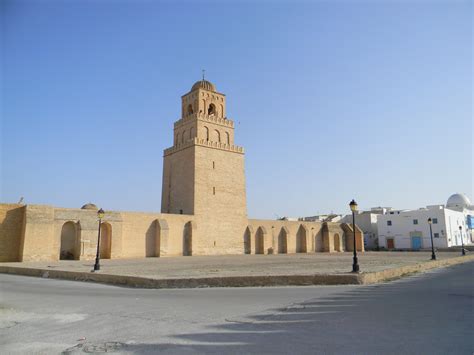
213;187;216;195
208;103;216;116
213;161;215;169
187;104;193;115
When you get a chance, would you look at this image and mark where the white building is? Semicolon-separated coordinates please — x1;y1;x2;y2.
377;193;474;250
341;207;392;249
301;214;342;223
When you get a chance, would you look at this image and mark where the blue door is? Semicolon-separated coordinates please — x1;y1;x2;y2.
412;236;422;250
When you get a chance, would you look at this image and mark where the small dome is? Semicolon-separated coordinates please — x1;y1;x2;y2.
81;203;98;210
191;80;216;92
446;193;471;209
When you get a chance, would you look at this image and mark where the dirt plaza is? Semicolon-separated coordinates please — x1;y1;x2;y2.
0;251;469;280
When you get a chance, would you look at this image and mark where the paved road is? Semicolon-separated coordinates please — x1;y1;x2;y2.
1;262;473;354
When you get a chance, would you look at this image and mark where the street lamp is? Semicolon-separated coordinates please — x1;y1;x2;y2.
93;208;105;272
349;199;360;273
428;218;436;260
459;225;466;256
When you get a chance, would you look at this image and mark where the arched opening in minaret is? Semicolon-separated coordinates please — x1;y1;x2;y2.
187;104;193;115
208;103;216;116
225;132;230;145
214;130;221;143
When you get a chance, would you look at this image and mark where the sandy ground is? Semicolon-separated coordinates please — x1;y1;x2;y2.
0;251;468;279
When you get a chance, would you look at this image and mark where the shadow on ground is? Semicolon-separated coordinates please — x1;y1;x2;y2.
63;263;474;354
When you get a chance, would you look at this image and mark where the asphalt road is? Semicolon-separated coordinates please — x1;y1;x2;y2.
1;262;473;354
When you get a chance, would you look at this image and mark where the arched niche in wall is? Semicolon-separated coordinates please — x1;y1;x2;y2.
214;130;221;143
296;225;308;253
183;221;195;256
255;226;266;254
334;233;341;252
60;221;80;260
244;226;253;254
100;222;112;259
278;226;289;254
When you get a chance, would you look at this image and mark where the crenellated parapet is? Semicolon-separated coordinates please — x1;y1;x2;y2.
174;113;234;129
195;138;244;153
164;137;244;157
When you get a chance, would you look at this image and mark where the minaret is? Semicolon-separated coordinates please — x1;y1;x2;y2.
161;79;247;253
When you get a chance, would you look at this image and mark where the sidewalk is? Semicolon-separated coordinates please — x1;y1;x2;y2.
1;251;472;288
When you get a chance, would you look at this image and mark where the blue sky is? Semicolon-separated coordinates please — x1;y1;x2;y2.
1;0;472;219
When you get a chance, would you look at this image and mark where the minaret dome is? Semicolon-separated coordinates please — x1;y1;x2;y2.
191;80;216;92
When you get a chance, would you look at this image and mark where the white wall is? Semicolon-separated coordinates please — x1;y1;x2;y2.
444;208;472;247
377;205;472;250
341;212;379;249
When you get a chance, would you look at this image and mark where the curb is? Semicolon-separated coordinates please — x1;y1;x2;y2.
359;254;474;284
0;255;473;289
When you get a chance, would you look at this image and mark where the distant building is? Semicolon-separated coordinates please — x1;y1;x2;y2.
301;214;342;223
377;193;474;250
278;217;299;222
340;207;392;249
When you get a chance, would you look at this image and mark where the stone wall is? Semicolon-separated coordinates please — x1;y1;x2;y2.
245;220;364;255
0;203;365;262
193;144;247;255
246;219;324;254
161;146;196;215
119;212;194;258
0;204;25;262
21;205;55;261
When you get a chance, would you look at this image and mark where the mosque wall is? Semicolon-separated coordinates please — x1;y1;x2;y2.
0;204;25;262
244;220;363;255
119;212;195;258
21;205;56;262
0;203;364;262
0;80;366;263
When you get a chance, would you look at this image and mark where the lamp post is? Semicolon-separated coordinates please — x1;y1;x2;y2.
349;199;360;273
459;225;466;256
93;208;105;272
428;218;436;260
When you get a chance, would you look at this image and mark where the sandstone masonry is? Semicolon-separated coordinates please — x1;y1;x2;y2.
0;80;364;262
